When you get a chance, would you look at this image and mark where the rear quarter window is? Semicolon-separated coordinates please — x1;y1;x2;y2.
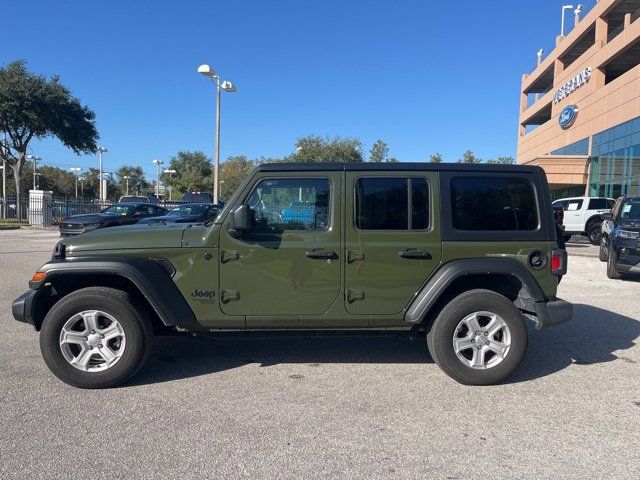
451;177;538;231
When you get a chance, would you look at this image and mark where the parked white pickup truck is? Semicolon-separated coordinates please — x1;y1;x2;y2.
552;196;615;244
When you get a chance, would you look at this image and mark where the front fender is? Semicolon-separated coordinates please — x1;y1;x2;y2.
16;257;199;331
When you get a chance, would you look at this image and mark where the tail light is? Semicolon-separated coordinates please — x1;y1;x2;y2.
551;249;567;276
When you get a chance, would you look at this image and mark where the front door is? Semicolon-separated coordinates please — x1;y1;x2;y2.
344;172;442;320
563;198;584;231
219;173;341;320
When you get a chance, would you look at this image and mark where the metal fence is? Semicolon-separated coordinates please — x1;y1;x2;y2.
0;196;214;225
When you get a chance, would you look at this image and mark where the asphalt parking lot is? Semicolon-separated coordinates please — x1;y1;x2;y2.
0;229;639;479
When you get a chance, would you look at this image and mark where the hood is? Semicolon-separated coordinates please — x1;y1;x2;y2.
63;223;188;254
618;219;640;231
63;213;115;224
142;214;202;224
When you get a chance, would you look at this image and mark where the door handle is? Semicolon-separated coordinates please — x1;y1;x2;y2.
305;250;337;260
398;250;431;259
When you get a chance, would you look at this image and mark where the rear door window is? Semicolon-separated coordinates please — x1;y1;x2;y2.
450;177;538;231
355;177;430;230
588;198;609;210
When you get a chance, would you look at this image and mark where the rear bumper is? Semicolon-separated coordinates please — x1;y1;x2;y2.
533;298;573;329
12;289;39;329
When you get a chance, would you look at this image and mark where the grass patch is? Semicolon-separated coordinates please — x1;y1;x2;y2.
0;223;21;230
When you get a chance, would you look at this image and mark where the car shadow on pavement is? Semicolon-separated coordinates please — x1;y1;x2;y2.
508;303;640;383
127;303;639;387
128;334;431;387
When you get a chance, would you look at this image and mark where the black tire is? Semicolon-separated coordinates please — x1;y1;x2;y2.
587;222;602;245
40;287;153;388
599;237;609;262
606;247;622;280
563;234;572;243
426;289;527;386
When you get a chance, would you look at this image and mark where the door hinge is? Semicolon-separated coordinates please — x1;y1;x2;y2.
220;289;240;303
346;289;365;303
221;250;240;263
346;250;365;263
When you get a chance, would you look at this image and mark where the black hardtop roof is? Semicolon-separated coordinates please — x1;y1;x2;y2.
256;162;543;174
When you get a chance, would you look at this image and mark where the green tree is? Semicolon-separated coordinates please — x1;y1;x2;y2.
219;155;255;200
166;151;213;195
286;135;364;163
38;165;76;198
115;165;147;197
429;153;443;163
387;157;399;163
0;61;98;203
369;139;389;163
458;150;482;164
486;156;515;164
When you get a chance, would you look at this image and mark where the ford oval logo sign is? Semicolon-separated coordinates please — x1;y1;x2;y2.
559;105;579;129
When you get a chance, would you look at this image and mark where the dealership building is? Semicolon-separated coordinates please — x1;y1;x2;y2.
517;0;640;199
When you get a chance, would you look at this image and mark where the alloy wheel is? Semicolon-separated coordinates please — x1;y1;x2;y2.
59;310;126;372
452;311;511;369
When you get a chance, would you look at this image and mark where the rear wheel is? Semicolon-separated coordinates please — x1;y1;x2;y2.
40;287;153;388
587;222;602;245
606;247;622;280
427;290;527;385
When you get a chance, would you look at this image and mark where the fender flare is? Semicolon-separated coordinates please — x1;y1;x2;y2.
30;257;199;330
404;258;545;324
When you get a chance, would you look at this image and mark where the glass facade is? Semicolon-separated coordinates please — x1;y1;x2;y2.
550;138;589;156
589;117;640;198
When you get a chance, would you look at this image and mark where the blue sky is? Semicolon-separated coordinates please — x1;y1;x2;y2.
2;0;597;178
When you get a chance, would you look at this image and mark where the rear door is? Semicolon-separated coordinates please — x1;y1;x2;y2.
344;172;442;320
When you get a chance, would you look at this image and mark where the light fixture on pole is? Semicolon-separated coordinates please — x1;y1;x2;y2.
560;4;574;36
70;167;81;198
152;159;164;197
96;146;108;201
26;154;41;190
123;175;130;195
163;169;177;200
574;4;584;26
198;64;237;206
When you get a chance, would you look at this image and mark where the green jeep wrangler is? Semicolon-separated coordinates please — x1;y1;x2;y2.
12;163;572;388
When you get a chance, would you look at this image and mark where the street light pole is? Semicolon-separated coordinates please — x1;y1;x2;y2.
163;169;177;201
27;154;41;190
560;4;574;36
97;146;107;201
70;168;81;198
198;64;237;206
123;175;130;195
152;160;164;197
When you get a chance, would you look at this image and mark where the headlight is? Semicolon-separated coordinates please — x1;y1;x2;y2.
618;230;639;239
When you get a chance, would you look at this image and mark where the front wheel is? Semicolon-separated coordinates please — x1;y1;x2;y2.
606;247;622;280
599;238;609;262
39;287;153;388
427;290;527;385
587;223;602;245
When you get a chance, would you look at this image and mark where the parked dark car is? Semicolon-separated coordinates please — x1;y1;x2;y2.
59;203;167;237
600;196;640;279
136;203;219;225
118;195;160;205
179;191;225;205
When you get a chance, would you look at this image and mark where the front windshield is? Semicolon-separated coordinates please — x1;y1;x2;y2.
101;205;134;216
619;199;640;221
169;205;207;216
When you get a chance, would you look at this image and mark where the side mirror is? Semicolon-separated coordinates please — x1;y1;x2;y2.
230;205;251;234
602;212;613;220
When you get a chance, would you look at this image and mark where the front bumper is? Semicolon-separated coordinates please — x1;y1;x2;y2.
533;298;573;329
12;289;40;329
